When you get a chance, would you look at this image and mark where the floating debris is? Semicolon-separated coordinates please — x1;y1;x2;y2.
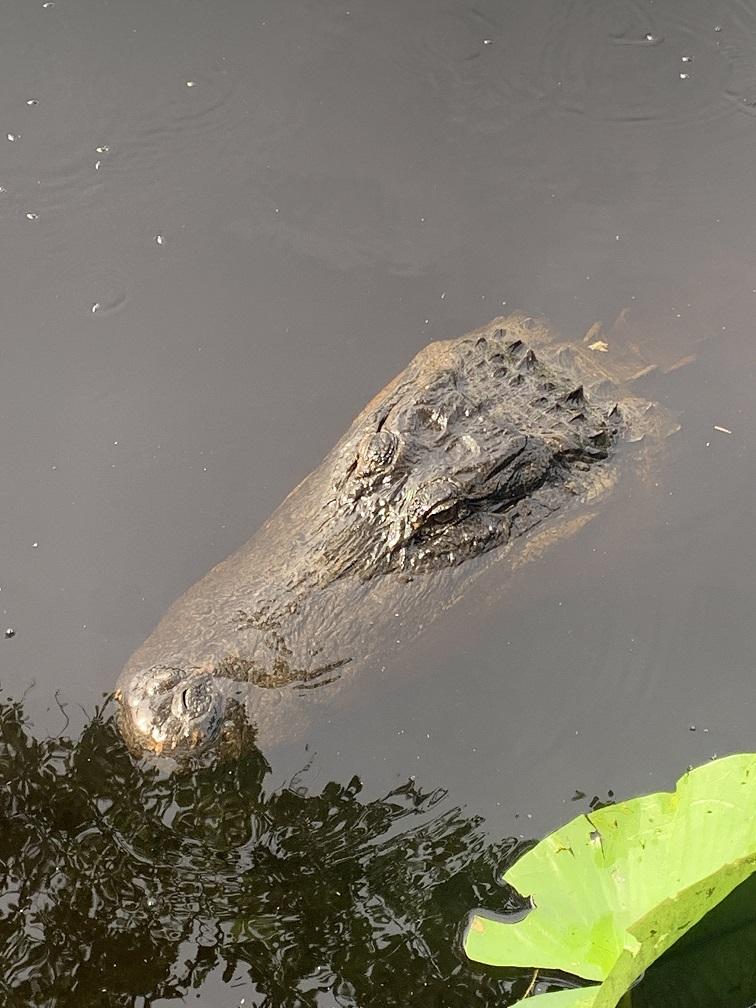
588;340;609;353
5;628;15;639
713;425;733;435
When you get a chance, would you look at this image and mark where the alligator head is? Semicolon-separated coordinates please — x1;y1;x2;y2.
116;318;633;761
317;328;620;579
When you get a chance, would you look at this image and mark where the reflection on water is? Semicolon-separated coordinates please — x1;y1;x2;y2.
4;699;756;1007
0;697;541;1007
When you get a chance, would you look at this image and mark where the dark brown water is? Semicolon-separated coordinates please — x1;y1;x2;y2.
1;0;755;1004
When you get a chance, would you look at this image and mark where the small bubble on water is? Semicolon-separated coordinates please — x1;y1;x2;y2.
96;145;110;154
7;133;18;142
91;302;101;313
26;98;39;106
94;160;101;170
482;38;494;45
25;212;38;220
185;80;196;87
5;629;15;639
32;542;39;548
42;1;55;7
714;25;722;32
680;72;690;79
681;55;693;63
155;234;164;245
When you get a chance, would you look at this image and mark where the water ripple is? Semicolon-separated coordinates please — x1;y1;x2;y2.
424;0;756;132
537;0;743;127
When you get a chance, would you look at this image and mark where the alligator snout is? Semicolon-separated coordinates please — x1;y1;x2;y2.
116;664;225;757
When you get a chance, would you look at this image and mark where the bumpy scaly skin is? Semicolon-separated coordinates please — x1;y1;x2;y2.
116;315;671;760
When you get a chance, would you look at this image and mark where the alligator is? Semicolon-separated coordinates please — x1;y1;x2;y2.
116;314;675;760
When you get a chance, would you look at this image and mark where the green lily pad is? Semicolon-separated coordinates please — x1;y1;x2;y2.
464;754;756;1007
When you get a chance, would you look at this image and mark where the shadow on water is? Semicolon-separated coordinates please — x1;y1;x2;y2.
4;693;756;1008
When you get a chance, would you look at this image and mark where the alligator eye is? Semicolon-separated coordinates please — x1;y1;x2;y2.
426;502;461;525
355;429;399;477
407;478;462;528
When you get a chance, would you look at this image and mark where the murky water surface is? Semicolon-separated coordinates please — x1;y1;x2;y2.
2;0;755;1004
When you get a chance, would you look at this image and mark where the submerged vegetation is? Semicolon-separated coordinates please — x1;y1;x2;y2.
465;754;756;1007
